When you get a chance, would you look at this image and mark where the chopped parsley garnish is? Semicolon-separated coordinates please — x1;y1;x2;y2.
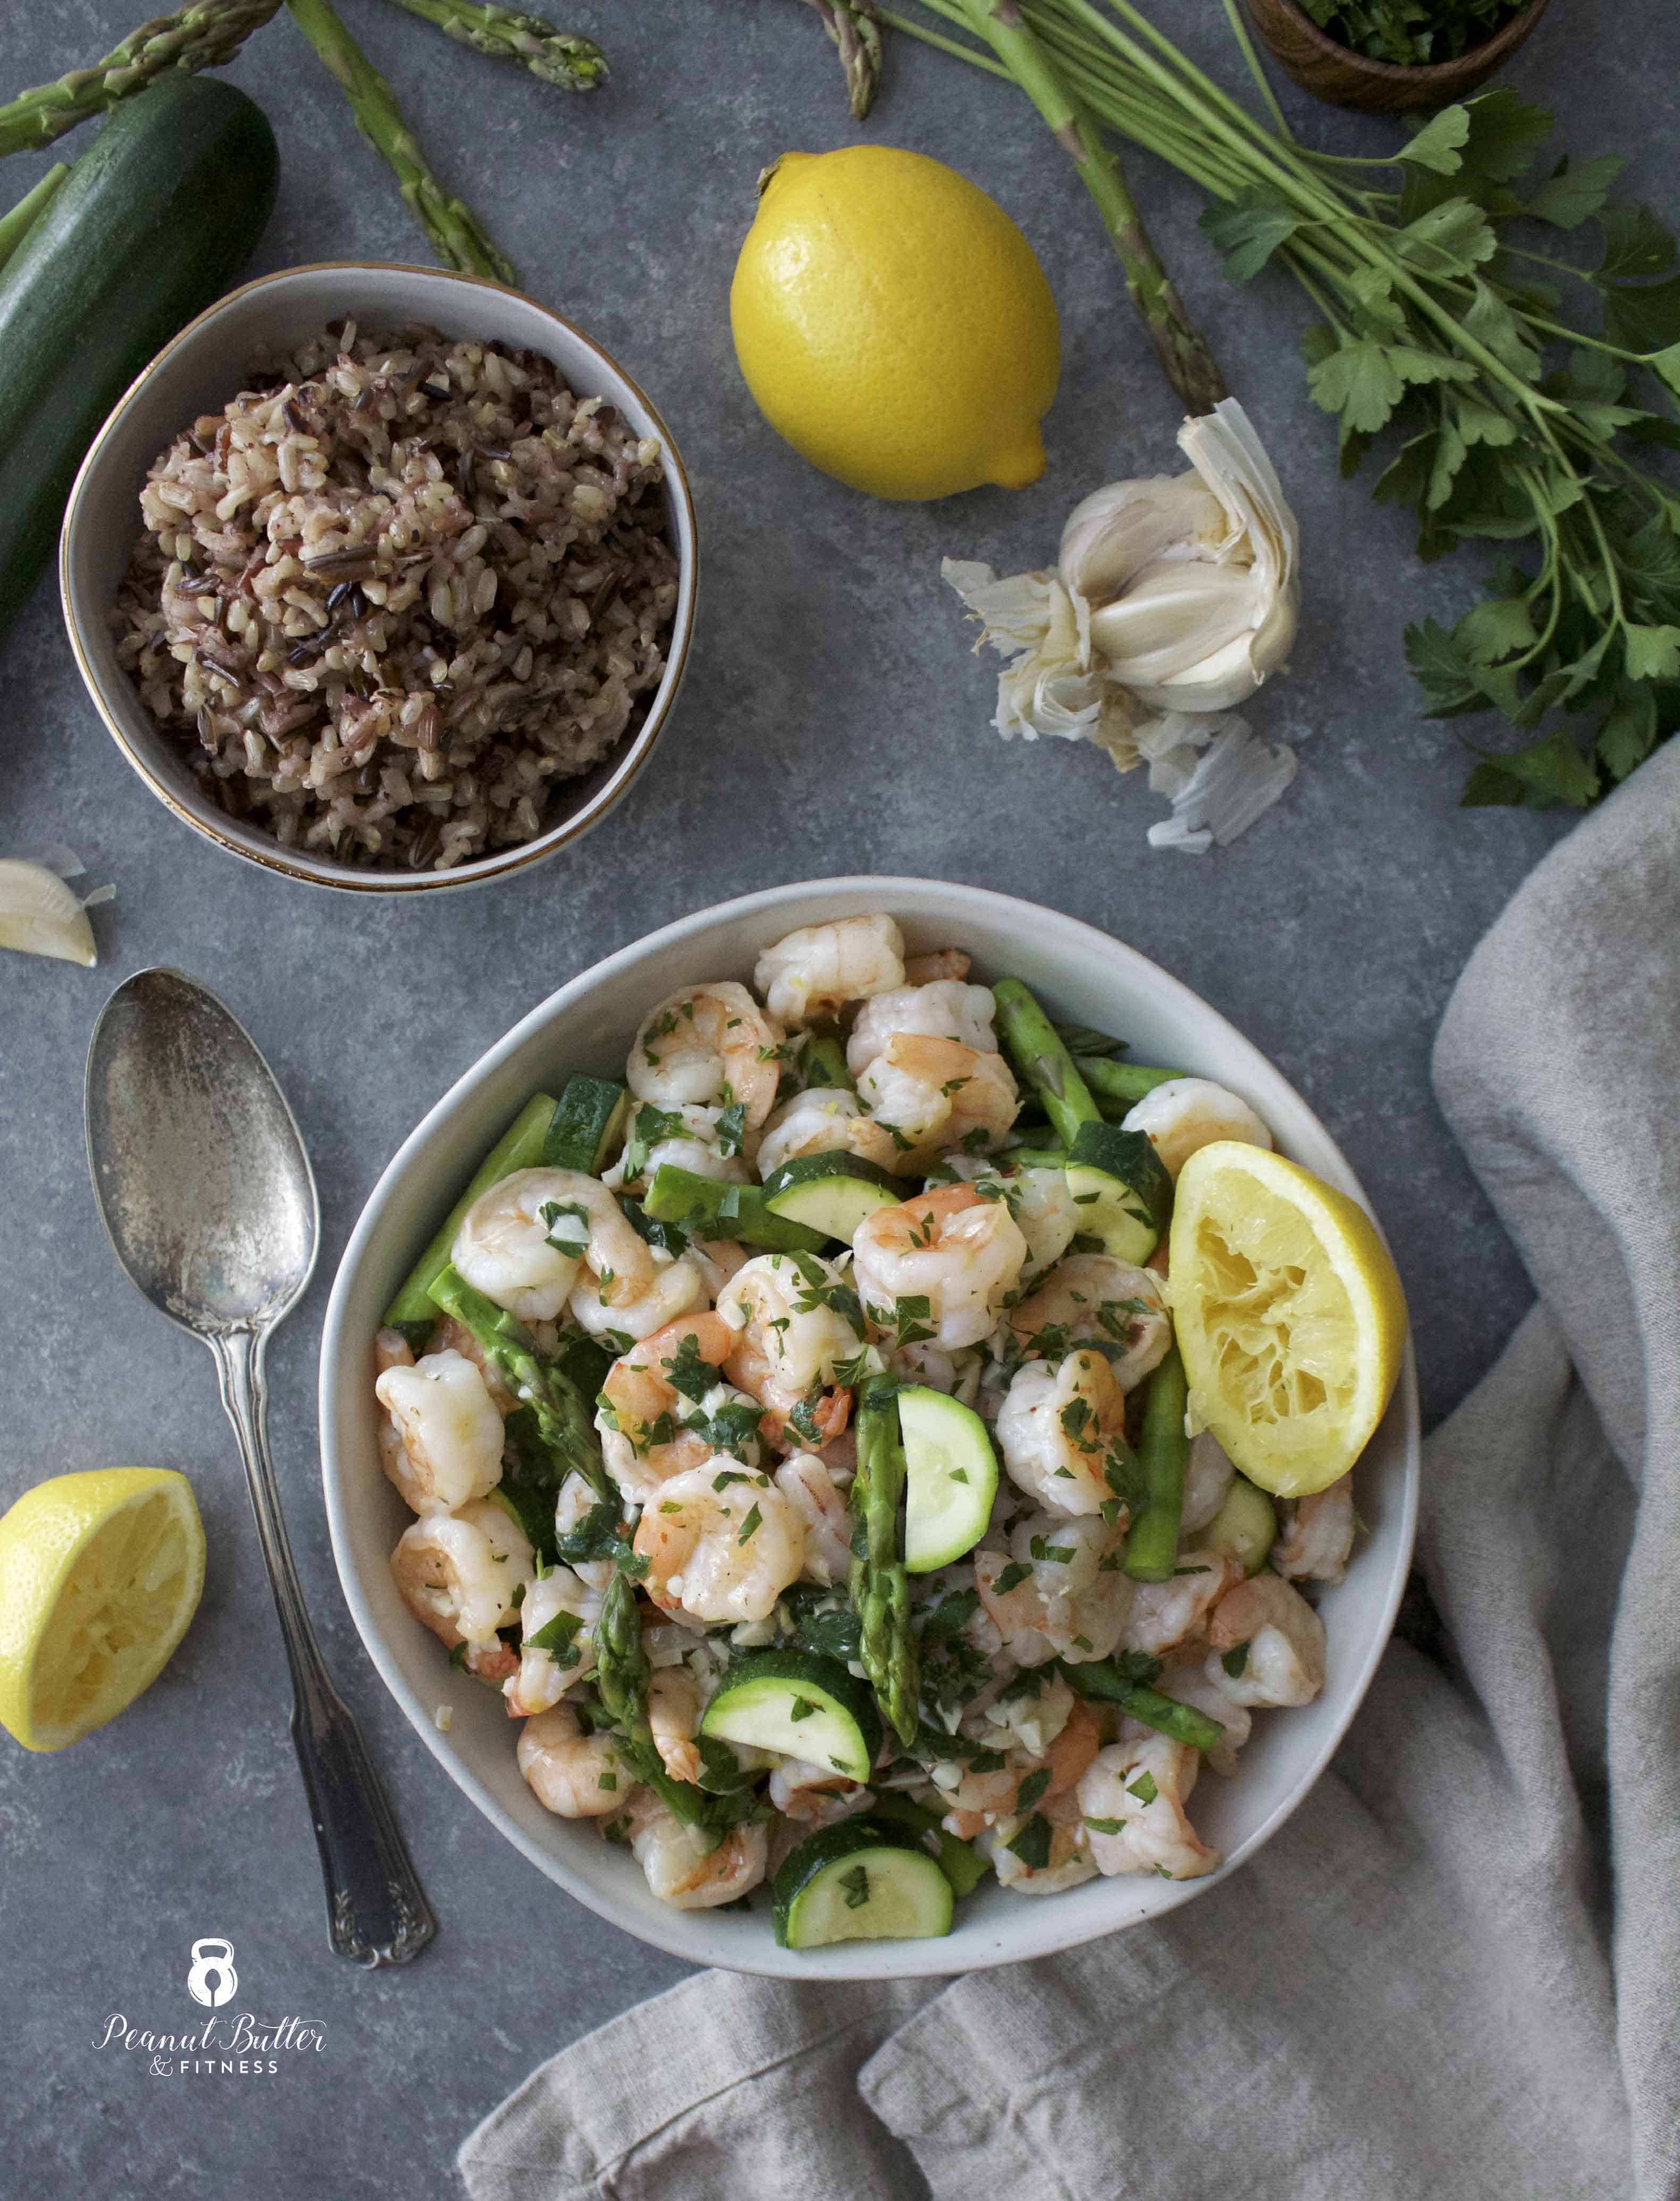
526;1610;583;1668
1015;1768;1052;1812
736;1502;763;1545
838;1863;871;1910
1085;1815;1125;1835
1221;1641;1251;1679
539;1198;591;1254
660;1333;716;1403
1028;1535;1076;1564
789;1695;817;1723
993;1560;1033;1595
1004;1813;1053;1870
1126;1770;1159;1805
714;1100;747;1157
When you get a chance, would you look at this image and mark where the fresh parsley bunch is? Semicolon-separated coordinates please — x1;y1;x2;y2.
898;2;1680;806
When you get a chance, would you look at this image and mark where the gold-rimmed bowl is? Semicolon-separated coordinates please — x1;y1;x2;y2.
59;262;698;894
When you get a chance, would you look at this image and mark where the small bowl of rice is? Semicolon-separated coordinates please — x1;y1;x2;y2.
60;262;697;891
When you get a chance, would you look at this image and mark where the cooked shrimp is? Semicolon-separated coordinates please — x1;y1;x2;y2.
596;1313;762;1502
716;1251;867;1438
1207;1573;1326;1707
568;1251;707;1343
1273;1477;1355;1585
632;1462;806;1625
555;1475;617;1592
1121;1077;1272;1181
504;1565;603;1716
1119;1550;1240;1658
846;980;1000;1079
754;1087;902;1179
452;1167;652;1322
1077;1735;1221;1881
853;1184;1028;1352
1010;1253;1172;1391
627;982;783;1126
1180;1430;1236;1535
517;1703;625;1819
767;1759;873;1826
390;1498;533;1647
1154;1655;1251;1777
774;1453;854;1585
647;1664;705;1782
975;1509;1132;1666
855;1035;1019;1169
985;1806;1098;1895
375;1349;506;1518
604;1102;750;1193
626;1792;769;1909
902;949;971;984
424;1313;517;1411
753;914;905;1028
995;1349;1132;1518
686;1232;750;1301
374;1328;414;1377
935;1696;1101;1840
888;1337;982;1405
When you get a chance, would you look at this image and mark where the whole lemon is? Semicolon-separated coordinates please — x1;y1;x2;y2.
730;145;1060;500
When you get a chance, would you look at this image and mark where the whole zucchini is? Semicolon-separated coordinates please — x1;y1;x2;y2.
0;74;278;637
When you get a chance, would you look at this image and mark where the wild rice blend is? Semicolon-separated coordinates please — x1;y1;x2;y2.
111;323;679;871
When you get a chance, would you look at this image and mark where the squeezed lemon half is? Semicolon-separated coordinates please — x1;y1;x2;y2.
1167;1144;1407;1497
0;1468;205;1751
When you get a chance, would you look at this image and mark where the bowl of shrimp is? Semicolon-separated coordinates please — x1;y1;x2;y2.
319;878;1419;1977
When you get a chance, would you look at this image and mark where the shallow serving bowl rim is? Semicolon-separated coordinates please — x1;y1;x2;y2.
58;260;698;895
318;876;1420;1978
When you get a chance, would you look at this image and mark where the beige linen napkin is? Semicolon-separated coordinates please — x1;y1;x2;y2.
461;746;1680;2201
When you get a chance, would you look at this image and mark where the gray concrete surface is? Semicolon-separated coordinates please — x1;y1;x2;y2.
1;1;1665;2192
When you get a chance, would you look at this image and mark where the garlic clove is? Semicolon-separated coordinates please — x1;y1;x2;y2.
0;858;99;966
1087;560;1264;688
1059;475;1225;605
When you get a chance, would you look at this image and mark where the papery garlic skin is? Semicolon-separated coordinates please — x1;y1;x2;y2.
940;560;1139;766
1064;399;1299;714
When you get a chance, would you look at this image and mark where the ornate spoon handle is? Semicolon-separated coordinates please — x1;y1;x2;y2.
209;1328;437;1965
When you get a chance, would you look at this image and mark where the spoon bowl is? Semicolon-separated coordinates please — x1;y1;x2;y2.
86;968;317;1332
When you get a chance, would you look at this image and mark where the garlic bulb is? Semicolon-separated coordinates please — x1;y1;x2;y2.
0;847;113;966
1063;401;1298;713
943;398;1301;849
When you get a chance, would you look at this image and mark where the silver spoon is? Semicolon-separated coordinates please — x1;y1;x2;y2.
85;967;436;1968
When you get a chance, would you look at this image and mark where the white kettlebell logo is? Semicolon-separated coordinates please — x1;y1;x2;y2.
187;1937;238;2008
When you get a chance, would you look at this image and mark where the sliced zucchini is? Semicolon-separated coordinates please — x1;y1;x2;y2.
762;1150;901;1241
381;1093;559;1340
643;1165;827;1253
1203;1474;1278;1575
1065;1120;1174;1263
897;1386;997;1573
772;1816;954;1948
701;1650;882;1780
867;1793;991;1898
543;1075;629;1175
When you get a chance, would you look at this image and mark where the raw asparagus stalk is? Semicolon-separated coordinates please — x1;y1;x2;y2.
1076;1055;1185;1111
1123;1347;1189;1583
992;977;1103;1151
284;0;517;283
1062;1662;1225;1752
800;0;886;120
427;1265;611;1499
381;0;607;89
850;1379;919;1747
593;1568;719;1835
0;1;281;157
0;165;70;271
951;0;1225;413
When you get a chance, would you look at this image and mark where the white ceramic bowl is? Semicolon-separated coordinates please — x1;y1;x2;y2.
60;262;697;894
320;878;1419;1976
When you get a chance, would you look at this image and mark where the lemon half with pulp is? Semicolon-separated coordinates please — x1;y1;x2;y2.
0;1468;205;1751
1167;1143;1407;1498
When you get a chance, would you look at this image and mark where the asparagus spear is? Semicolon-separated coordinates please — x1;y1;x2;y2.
284;0;517;283
428;1265;611;1500
850;1379;919;1747
382;0;606;89
799;1027;854;1093
950;0;1224;413
800;0;886;120
0;165;70;272
1076;1056;1185;1111
0;1;282;157
1060;1660;1225;1753
1123;1347;1189;1583
592;1567;720;1836
992;977;1103;1151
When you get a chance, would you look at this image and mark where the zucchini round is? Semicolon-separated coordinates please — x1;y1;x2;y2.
0;75;279;634
1203;1474;1278;1575
772;1815;954;1948
898;1386;997;1572
700;1649;882;1782
1065;1120;1174;1263
761;1150;902;1241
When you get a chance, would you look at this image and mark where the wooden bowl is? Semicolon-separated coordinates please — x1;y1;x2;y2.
1244;0;1551;111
